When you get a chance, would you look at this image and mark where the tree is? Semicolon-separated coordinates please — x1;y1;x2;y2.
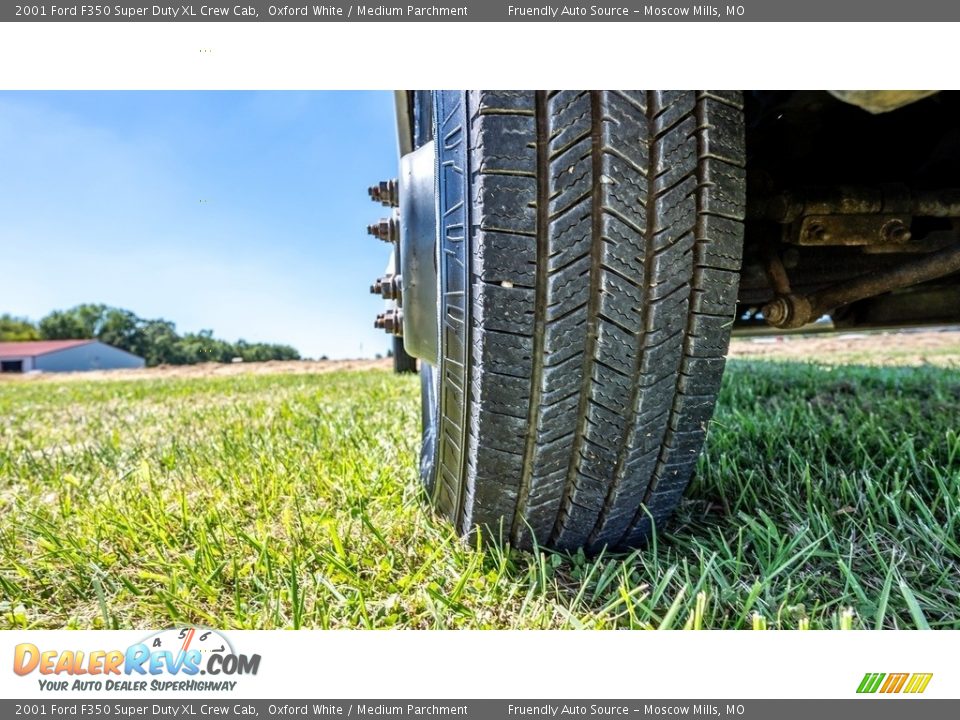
232;339;300;362
177;330;235;364
27;303;301;366
0;314;40;341
140;319;182;366
97;308;147;357
39;310;91;339
39;304;107;339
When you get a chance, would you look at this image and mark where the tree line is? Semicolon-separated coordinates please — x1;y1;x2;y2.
0;305;300;366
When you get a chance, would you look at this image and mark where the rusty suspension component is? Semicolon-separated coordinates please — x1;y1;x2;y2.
752;185;960;252
756;186;960;224
763;243;960;328
751;186;960;250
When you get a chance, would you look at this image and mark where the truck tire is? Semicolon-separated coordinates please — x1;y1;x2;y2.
418;90;745;551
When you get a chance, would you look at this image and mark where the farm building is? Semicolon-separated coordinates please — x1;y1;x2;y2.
0;340;145;373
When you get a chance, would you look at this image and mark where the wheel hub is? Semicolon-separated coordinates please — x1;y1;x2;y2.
398;140;438;364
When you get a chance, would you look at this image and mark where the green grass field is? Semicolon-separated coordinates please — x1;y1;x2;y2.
1;359;958;629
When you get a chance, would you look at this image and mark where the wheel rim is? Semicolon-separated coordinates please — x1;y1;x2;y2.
399;100;441;499
408;92;470;517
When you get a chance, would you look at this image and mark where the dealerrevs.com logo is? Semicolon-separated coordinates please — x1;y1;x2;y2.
13;628;261;692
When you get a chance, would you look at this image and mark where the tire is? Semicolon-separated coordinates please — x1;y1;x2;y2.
393;337;417;373
418;90;745;551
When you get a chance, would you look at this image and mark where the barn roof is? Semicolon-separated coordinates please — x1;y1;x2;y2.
0;339;95;359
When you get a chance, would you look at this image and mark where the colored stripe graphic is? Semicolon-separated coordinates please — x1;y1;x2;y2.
857;673;885;693
857;672;932;694
880;673;909;693
904;674;934;694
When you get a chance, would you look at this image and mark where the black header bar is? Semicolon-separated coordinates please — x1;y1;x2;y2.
3;1;958;22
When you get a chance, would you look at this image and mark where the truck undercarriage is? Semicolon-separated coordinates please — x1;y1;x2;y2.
739;90;960;330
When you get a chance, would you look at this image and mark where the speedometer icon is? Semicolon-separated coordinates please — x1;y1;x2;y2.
140;627;234;658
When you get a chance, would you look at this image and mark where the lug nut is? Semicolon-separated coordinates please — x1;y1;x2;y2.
374;309;403;336
367;214;399;243
370;274;402;302
368;179;399;207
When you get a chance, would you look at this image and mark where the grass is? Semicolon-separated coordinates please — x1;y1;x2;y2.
0;360;958;629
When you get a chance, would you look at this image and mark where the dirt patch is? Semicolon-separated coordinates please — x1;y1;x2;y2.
729;328;960;367
0;358;393;382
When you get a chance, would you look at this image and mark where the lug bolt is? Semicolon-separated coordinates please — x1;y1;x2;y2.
368;179;399;208
374;309;403;336
367;215;399;243
370;274;402;302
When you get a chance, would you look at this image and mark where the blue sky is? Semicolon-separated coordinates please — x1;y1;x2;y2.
0;91;400;359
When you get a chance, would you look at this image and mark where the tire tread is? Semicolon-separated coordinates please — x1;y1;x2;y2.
434;90;745;550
